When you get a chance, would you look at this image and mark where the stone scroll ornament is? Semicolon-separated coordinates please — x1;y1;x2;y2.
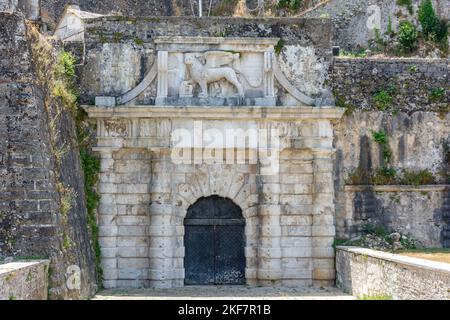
114;47;315;106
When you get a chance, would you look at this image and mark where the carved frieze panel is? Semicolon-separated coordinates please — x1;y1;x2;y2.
154;37;279;106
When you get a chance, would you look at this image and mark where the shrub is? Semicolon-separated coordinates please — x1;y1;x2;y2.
398;21;418;52
277;0;301;11
418;0;439;39
54;51;76;79
418;0;448;45
429;87;445;103
372;167;397;185
372;130;388;145
400;169;435;185
373;90;393;110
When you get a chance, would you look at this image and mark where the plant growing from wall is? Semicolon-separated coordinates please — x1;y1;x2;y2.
28;25;103;291
373;90;393;110
399;169;435;186
398;21;418;53
386;16;395;37
418;0;439;39
418;0;448;50
371;130;397;185
429;87;445;103
274;38;285;55
80;147;102;286
277;0;301;12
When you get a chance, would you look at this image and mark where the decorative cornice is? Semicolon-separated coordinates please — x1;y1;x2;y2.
82;105;345;120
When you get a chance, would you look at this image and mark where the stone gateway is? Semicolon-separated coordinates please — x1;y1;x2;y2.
83;32;345;289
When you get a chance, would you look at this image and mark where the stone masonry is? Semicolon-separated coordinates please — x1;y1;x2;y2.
85;107;344;288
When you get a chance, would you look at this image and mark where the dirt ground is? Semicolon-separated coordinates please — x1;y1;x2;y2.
94;285;354;300
399;250;450;264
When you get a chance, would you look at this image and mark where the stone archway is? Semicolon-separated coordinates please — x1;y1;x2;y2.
184;195;246;285
175;166;260;286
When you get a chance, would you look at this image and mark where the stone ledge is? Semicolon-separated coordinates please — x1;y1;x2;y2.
344;185;450;193
336;247;450;300
334;57;449;63
82;105;345;120
0;260;50;300
336;246;450;274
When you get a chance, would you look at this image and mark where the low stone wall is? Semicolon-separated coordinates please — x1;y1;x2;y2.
0;260;50;300
342;185;450;247
333;58;450;113
336;247;450;300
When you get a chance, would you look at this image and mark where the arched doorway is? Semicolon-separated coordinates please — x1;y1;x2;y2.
184;195;246;285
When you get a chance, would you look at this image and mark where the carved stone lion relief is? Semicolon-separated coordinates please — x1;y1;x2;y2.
153;37;279;106
184;51;244;98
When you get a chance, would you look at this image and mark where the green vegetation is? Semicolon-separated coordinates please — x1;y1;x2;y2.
372;129;393;167
53;51;78;114
274;38;285;55
365;0;447;56
134;37;144;46
386;16;394;37
334;92;357;116
62;233;72;250
347;167;437;186
336;223;419;252
339;49;367;58
409;65;418;73
418;0;448;50
400;169;435;185
348;129;436;186
374;28;386;50
429;87;445;103
398;21;418;53
30;26;103;291
372;130;388;145
372;167;397;185
277;0;301;11
373;90;393;110
80;148;102;286
113;32;124;43
54;49;103;287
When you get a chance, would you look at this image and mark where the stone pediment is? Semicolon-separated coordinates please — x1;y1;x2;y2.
96;36;317;107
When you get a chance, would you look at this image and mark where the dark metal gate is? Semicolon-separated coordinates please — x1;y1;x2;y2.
184;196;246;285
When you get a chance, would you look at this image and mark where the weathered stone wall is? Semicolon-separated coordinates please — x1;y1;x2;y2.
0;0;18;12
0;12;96;299
302;0;450;51
336;247;450;300
333;57;449;113
38;0;327;29
0;260;50;300
334;110;450;244
333;56;450;245
78;16;333;105
343;186;450;247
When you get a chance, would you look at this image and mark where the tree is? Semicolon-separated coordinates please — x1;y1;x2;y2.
418;0;439;39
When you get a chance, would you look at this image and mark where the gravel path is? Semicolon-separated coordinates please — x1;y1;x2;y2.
94;285;354;300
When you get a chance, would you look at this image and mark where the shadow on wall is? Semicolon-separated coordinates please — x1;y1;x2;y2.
436;189;450;248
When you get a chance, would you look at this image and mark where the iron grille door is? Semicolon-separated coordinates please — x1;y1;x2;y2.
184;196;246;285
